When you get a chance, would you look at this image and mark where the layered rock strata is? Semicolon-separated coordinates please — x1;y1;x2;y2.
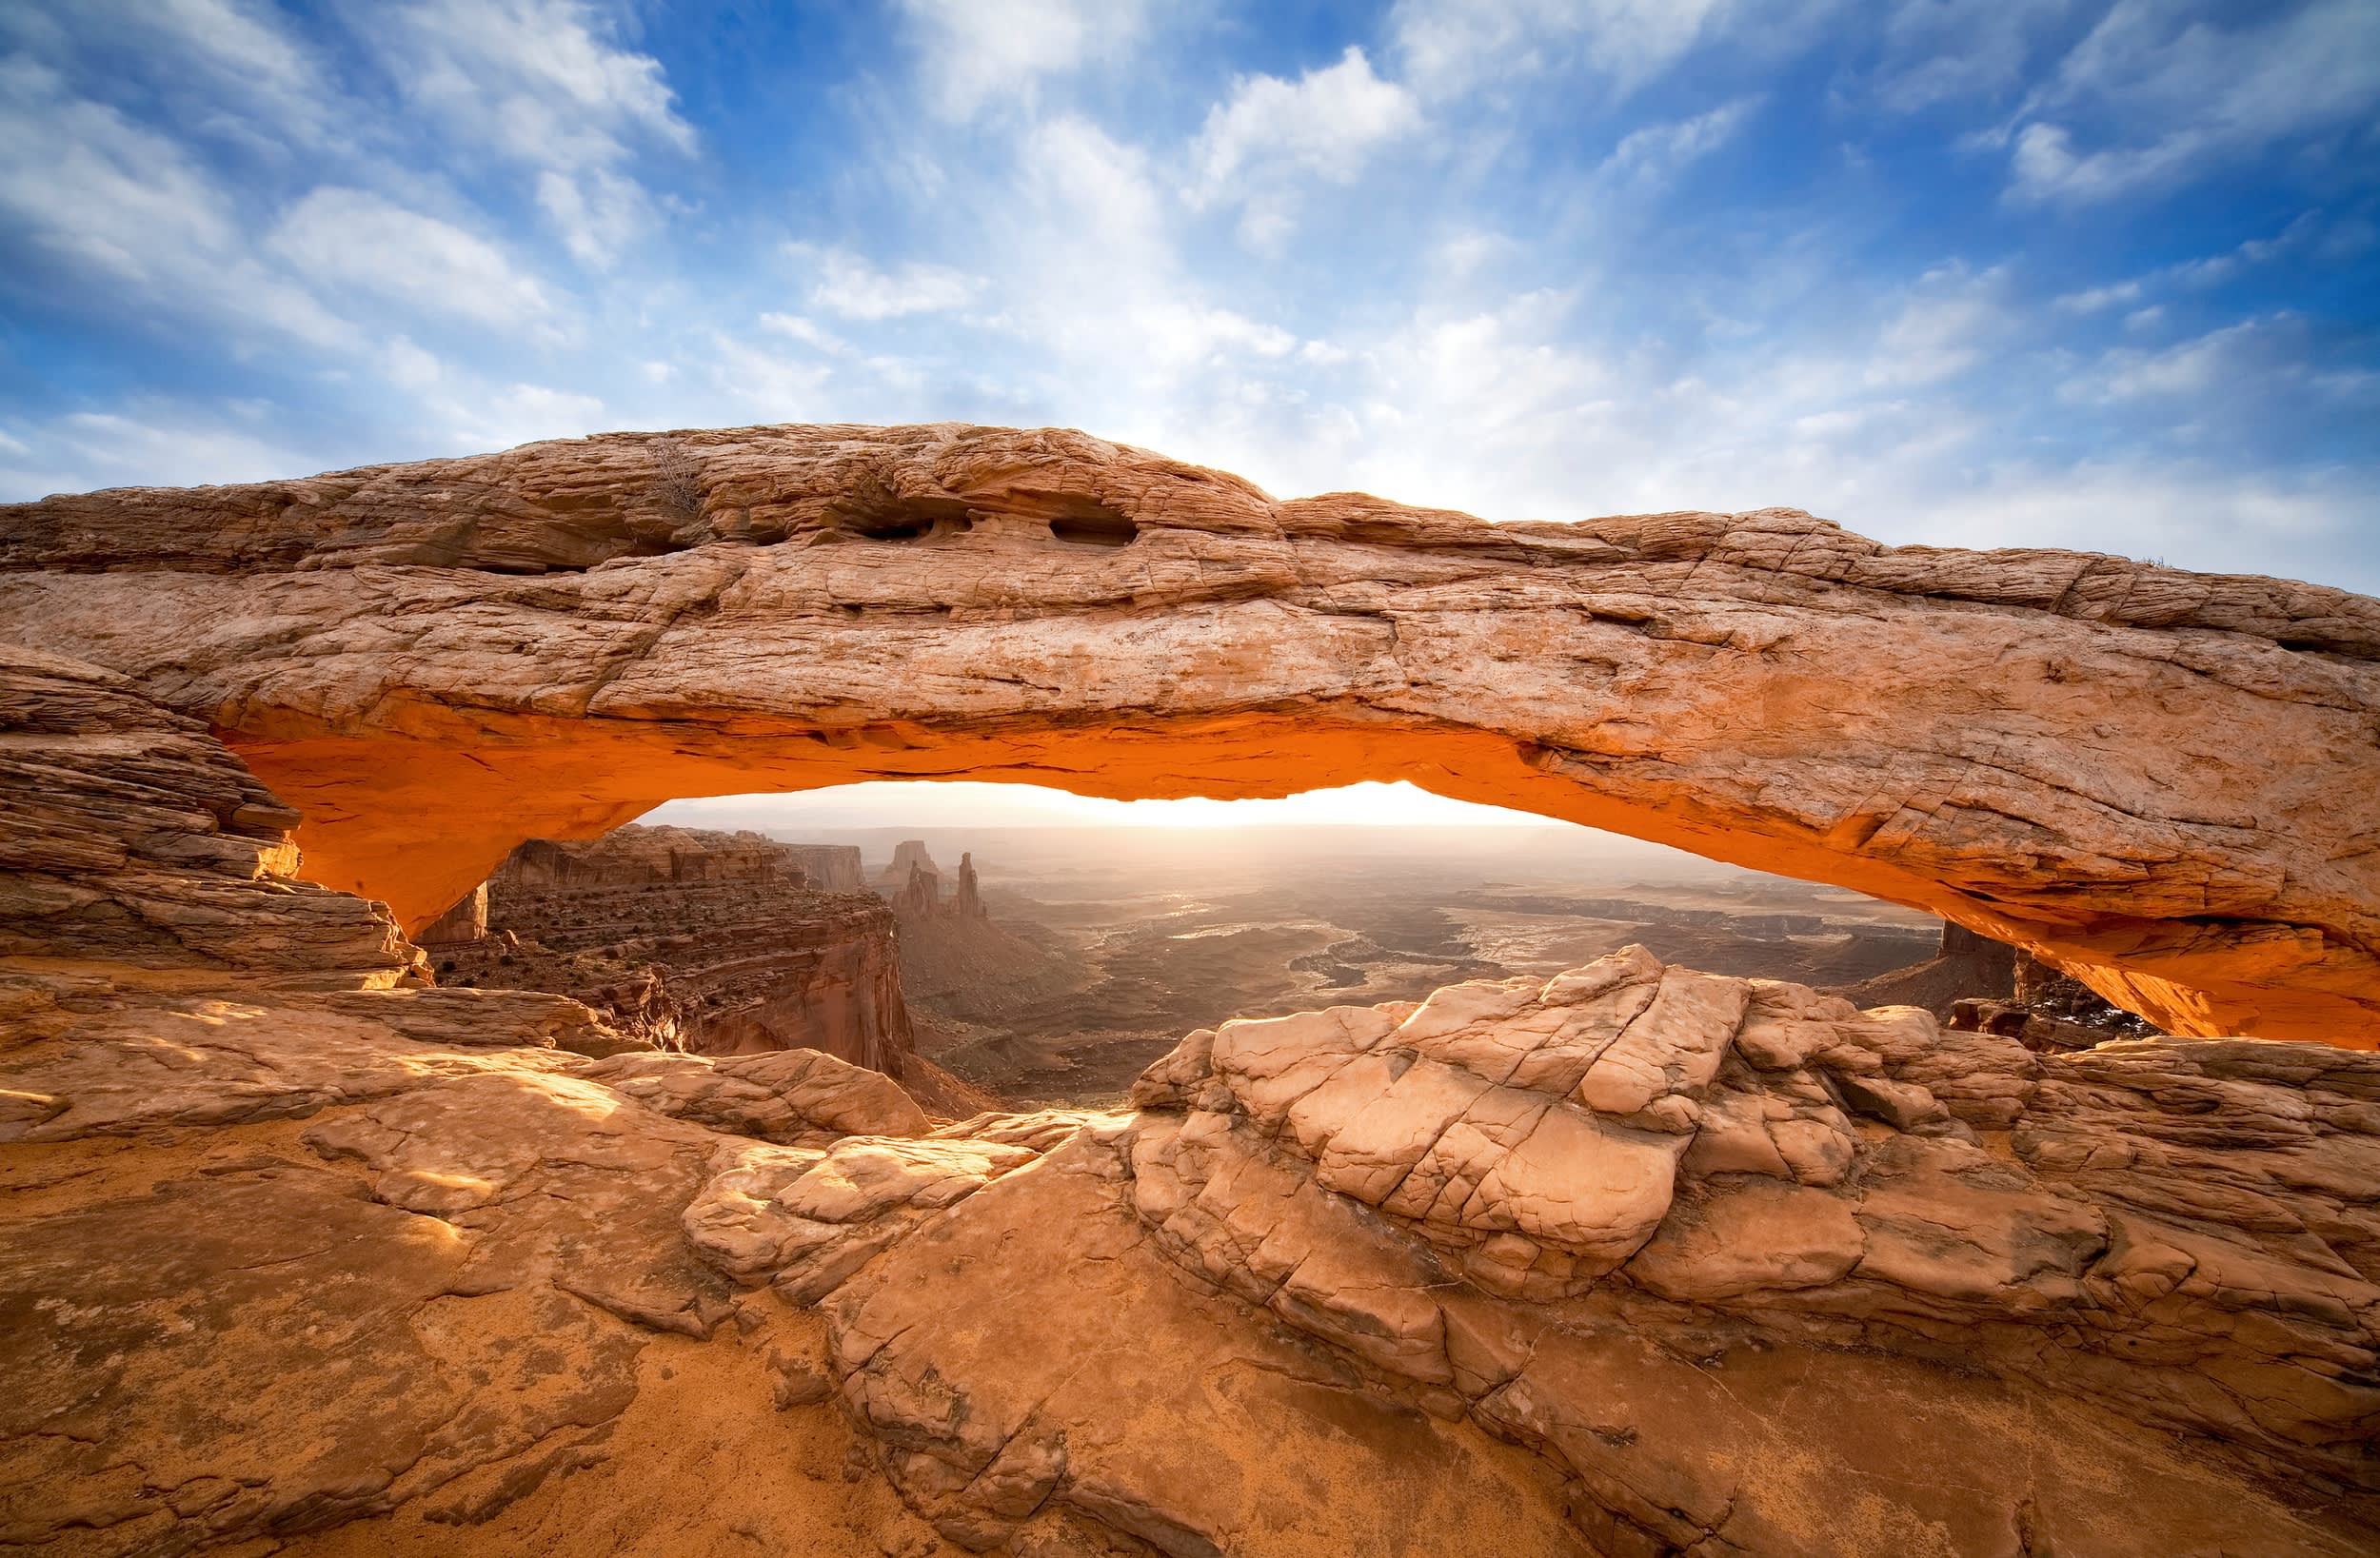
1829;917;2018;1016
436;824;916;1074
3;424;2374;1042
5;655;2378;1556
0;645;420;994
784;842;866;893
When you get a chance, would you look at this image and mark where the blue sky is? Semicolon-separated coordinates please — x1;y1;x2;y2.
3;0;2377;593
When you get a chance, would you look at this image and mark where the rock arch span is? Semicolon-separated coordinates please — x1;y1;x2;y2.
4;423;2376;1044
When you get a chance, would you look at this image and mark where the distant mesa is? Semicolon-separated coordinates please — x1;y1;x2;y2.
876;838;988;923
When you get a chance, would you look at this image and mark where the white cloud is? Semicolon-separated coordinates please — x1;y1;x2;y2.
707;336;834;417
1867;0;2070;112
439;382;609;454
375;0;694;262
0;405;314;498
2006;0;2380;205
2054;213;2322;312
2053;278;2143;314
1865;265;2013;387
1187;48;1420;246
994;116;1303;376
2055;315;2378;410
896;0;1146;121
383;0;691;165
4;0;332;142
791;246;985;321
0;57;351;347
1390;0;1735;99
536;167;650;268
1595;98;1755;190
267;187;554;331
382;335;444;389
759;312;848;353
2069;319;2260;402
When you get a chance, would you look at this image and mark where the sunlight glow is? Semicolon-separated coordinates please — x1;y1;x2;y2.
645;779;1546;830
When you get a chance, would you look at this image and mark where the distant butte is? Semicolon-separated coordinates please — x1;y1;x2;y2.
4;421;2375;1043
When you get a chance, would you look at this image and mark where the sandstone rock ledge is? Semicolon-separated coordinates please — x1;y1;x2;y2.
4;644;2379;1557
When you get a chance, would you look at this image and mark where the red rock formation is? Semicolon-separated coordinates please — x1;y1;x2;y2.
782;842;865;893
6;645;2378;1556
438;824;917;1075
0;643;421;990
504;825;798;890
3;423;2375;1043
879;842;988;924
877;839;940;898
414;881;488;946
951;851;983;920
1828;917;2018;1016
889;860;939;922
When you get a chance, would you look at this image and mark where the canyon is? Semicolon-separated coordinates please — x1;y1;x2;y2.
3;424;2378;1557
432;826;910;1068
867;826;1955;1105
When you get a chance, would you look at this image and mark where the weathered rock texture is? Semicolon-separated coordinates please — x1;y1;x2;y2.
435;824;916;1075
784;841;867;894
1829;917;2019;1017
0;644;423;995
5;652;2379;1556
3;424;2374;1042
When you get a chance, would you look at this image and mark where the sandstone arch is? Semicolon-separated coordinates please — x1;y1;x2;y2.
5;423;2376;1044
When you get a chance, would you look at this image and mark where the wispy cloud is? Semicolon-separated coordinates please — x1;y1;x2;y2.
0;57;351;347
1865;264;2014;387
895;0;1147;121
1865;0;2070;113
2054;213;2323;311
2003;0;2380;205
1595;98;1757;190
790;245;985;321
266;187;556;333
1187;48;1421;248
1389;0;1737;99
372;0;694;263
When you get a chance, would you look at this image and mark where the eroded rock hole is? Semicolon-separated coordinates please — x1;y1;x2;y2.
1048;508;1139;547
830;491;978;542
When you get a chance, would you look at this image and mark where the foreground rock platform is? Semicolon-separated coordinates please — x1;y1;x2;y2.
3;647;2377;1556
5;423;2376;1042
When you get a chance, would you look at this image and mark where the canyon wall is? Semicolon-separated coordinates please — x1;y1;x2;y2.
3;424;2374;1043
435;824;916;1075
783;842;866;893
